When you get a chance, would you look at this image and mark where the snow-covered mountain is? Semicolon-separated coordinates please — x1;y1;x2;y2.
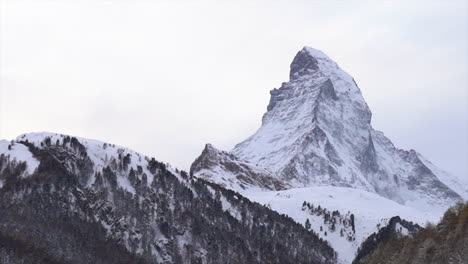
190;145;442;263
2;47;465;264
191;47;467;263
0;132;336;264
192;46;466;205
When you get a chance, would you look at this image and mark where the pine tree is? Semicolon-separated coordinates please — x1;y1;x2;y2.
305;219;311;230
350;214;355;233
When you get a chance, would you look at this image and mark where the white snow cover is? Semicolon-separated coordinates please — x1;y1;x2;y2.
195;165;267;193
0;139;40;175
394;222;409;236
244;186;439;264
303;47;330;60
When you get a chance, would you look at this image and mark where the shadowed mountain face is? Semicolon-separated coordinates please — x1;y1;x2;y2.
192;47;466;210
0;133;336;264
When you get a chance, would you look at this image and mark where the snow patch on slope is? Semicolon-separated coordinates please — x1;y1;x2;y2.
245;186;440;264
304;47;330;60
0;139;40;175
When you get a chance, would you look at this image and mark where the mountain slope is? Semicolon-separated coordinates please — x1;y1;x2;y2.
190;144;289;193
353;202;468;264
0;132;336;264
191;144;440;263
191;47;466;263
242;186;437;264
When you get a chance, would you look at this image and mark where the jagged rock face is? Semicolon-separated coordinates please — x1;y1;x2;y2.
190;144;289;192
232;48;373;186
213;47;465;208
0;133;337;264
289;48;320;81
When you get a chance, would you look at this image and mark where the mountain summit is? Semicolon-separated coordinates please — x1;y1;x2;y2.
191;46;467;263
289;47;325;80
192;46;467;212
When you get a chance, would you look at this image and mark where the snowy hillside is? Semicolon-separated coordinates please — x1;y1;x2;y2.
0;132;337;264
0;140;40;177
246;187;439;264
13;132;171;194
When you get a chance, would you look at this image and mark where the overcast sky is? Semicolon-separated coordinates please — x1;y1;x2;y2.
1;0;467;179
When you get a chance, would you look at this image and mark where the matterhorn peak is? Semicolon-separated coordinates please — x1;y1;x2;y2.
289;47;333;80
193;46;466;210
188;46;467;264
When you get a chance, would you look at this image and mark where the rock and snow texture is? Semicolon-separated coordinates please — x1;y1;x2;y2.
194;46;465;208
191;47;467;263
14;132;158;193
0;132;337;264
190;144;289;192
